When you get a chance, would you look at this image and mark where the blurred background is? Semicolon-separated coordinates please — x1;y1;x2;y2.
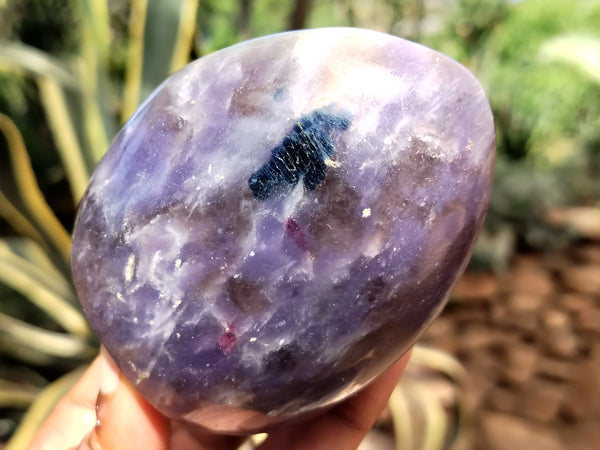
0;0;598;449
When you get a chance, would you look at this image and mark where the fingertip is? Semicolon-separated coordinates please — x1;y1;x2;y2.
88;351;170;450
259;349;412;450
28;358;101;450
99;347;119;396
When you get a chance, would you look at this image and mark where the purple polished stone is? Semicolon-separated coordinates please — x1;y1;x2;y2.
72;28;495;433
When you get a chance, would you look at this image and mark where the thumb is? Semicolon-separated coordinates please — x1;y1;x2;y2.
81;348;170;450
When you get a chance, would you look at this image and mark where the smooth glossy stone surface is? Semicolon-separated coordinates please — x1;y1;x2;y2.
72;28;495;433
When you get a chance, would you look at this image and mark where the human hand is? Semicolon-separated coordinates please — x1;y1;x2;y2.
30;347;410;450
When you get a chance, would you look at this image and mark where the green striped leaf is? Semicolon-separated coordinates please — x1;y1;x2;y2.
122;0;198;121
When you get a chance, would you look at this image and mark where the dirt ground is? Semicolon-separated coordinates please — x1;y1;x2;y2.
420;242;600;450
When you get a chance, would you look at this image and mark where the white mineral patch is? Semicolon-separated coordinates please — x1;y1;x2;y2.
125;254;136;282
363;228;386;258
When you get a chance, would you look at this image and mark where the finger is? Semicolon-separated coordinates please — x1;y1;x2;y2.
259;350;412;450
29;357;102;449
171;422;248;450
82;347;170;450
89;349;242;450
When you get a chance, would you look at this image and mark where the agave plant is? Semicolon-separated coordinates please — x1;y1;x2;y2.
0;1;471;449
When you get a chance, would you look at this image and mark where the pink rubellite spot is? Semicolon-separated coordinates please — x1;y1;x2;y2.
218;326;237;355
71;28;495;434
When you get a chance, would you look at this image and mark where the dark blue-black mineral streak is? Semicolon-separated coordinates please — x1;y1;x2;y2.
248;108;351;200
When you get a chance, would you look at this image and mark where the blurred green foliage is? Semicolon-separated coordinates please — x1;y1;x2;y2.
474;0;600;260
479;0;600;163
423;0;600;266
0;0;599;447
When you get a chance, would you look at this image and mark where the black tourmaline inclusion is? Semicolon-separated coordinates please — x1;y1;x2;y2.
248;108;351;200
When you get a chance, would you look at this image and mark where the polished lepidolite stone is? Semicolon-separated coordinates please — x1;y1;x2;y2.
71;28;495;433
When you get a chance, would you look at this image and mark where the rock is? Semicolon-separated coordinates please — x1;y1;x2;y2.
543;308;571;332
519;379;564;422
507;292;547;314
500;344;538;385
564;421;600;450
449;305;489;324
487;387;519;413
71;28;495;433
568;362;600;417
575;245;600;264
540;309;580;358
458;325;506;351
505;292;546;331
591;342;600;367
422;317;457;352
546;207;600;240
480;412;562;450
504;310;540;332
423;316;455;339
508;266;554;297
537;357;574;382
468;370;496;409
562;265;600;296
575;308;600;333
556;293;594;313
544;331;580;359
464;348;502;381
452;272;499;302
490;302;508;324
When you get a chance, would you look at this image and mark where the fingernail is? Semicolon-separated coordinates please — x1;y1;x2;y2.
89;349;121;449
99;347;120;396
